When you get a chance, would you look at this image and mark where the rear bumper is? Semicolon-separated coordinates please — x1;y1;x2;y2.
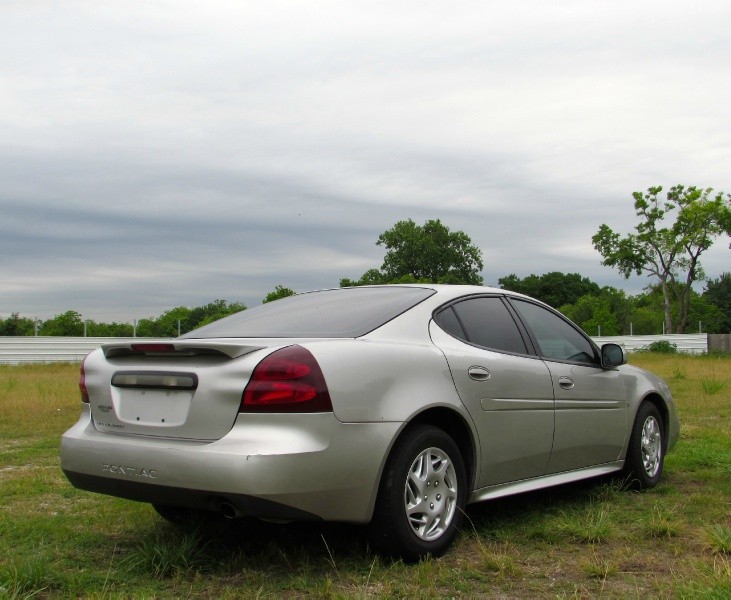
63;471;321;521
61;407;401;523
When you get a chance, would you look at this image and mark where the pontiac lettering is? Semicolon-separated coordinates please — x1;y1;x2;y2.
95;420;125;430
102;464;158;479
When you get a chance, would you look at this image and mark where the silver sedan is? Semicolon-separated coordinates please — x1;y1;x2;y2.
61;285;679;560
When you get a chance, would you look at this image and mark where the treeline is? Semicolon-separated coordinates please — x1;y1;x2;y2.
498;272;730;335
0;286;298;338
2;273;728;337
0;299;246;338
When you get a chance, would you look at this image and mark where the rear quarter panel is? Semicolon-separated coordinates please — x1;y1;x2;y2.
305;339;469;424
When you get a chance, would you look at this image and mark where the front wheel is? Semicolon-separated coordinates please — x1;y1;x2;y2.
370;425;467;562
624;402;665;489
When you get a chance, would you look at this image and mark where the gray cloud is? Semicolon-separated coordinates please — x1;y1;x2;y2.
1;1;728;322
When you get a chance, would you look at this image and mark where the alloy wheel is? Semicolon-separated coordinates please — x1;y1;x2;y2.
404;447;458;541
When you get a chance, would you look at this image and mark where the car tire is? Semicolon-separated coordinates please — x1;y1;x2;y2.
623;402;665;489
370;425;467;562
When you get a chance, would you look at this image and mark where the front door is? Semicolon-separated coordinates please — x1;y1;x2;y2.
509;299;628;473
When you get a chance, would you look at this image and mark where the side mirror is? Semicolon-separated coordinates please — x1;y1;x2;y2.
601;343;627;368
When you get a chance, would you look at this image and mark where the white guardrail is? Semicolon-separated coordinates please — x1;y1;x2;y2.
0;337;167;365
592;334;708;355
0;334;710;365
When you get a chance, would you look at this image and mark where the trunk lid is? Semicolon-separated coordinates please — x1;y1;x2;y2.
84;339;275;441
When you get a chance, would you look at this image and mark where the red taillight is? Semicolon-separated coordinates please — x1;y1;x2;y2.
79;354;90;403
241;345;332;413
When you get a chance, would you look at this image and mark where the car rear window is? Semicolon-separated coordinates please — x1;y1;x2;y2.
181;286;436;338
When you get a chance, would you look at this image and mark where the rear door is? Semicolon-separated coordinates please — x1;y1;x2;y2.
509;299;628;473
430;296;555;487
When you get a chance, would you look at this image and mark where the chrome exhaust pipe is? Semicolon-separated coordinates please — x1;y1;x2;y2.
219;502;241;519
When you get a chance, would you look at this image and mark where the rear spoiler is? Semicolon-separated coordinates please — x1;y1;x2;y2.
102;340;264;360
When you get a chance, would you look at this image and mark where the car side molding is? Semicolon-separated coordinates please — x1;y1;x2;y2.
468;461;624;504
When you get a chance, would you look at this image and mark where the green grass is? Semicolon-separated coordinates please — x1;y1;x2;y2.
708;525;731;555
0;355;730;598
702;378;726;395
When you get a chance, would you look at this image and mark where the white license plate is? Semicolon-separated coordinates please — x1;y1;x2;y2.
116;389;193;426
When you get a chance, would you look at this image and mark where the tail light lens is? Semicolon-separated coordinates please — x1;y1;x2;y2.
79;354;90;403
241;345;332;413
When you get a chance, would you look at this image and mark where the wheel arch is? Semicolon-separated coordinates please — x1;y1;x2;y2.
368;412;473;560
639;392;670;451
403;407;477;491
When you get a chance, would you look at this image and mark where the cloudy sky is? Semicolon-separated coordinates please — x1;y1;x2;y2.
1;1;729;322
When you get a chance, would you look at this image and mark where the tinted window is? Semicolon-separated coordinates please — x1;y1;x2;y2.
511;299;597;365
182;287;435;338
433;306;466;339
437;297;527;354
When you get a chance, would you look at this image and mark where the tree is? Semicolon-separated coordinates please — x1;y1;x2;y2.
598;286;633;335
133;300;246;336
557;286;631;336
135;300;246;336
262;285;296;304
629;306;663;335
188;299;246;328
560;294;621;336
88;321;134;337
592;185;731;333
340;269;387;288
0;313;36;336
687;293;727;334
703;273;731;333
148;306;192;337
498;272;601;308
40;310;84;336
341;219;484;286
135;318;159;337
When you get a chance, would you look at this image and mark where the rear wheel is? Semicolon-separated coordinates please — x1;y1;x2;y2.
370;425;466;562
624;402;665;489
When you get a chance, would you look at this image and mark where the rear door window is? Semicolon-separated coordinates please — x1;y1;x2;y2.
435;297;528;355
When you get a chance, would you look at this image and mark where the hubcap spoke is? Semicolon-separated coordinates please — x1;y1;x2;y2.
640;416;662;477
403;447;458;541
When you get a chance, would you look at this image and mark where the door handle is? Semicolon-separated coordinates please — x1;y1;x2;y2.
468;366;491;381
558;376;574;390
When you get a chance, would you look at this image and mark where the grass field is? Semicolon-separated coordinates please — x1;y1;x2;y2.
0;355;729;598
